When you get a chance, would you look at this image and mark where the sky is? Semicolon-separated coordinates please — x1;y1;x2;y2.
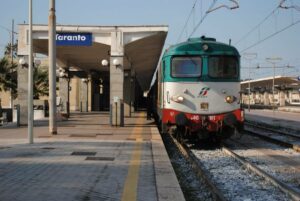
0;0;299;80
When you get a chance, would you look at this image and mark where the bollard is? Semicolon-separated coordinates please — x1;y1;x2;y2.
0;98;2;118
80;101;82;112
120;102;124;127
16;104;20;127
115;102;118;126
66;101;70;118
109;104;113;126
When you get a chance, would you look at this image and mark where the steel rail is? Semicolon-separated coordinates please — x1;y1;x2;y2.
222;146;300;201
168;134;227;201
243;125;300;152
245;121;300;140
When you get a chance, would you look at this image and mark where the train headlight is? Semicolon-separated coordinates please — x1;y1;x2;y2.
171;95;184;103
225;95;236;103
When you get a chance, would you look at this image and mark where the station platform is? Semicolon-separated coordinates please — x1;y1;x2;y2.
245;109;300;131
0;112;185;201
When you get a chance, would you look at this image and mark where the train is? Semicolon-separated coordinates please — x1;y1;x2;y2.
150;36;244;140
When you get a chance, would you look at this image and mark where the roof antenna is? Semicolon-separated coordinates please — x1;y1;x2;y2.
229;39;231;45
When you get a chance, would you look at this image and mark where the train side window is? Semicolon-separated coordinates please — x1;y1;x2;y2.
171;57;202;78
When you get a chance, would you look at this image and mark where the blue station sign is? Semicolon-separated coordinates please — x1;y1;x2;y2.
56;33;92;46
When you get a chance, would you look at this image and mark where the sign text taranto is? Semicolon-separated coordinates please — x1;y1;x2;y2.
56;33;92;46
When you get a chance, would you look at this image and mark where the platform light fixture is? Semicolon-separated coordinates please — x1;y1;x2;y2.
101;59;109;67
19;57;27;66
59;71;66;78
112;58;121;66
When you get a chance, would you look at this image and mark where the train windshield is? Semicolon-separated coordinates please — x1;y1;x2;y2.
171;57;202;77
208;56;238;79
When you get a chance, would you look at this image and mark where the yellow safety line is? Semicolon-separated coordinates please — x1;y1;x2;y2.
121;115;144;201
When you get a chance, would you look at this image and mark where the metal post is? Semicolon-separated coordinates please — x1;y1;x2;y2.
10;19;14;112
266;57;282;113
243;53;257;112
28;0;34;144
115;102;117;126
110;104;112;126
120;101;124;127
16;104;20;127
248;68;251;111
86;79;88;112
67;77;70;117
273;63;275;112
49;0;57;134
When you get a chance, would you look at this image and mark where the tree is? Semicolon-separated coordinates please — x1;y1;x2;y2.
0;57;17;98
1;42;49;100
4;42;17;58
33;66;49;99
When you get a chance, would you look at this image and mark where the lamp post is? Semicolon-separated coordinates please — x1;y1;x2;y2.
266;57;282;112
243;53;257;112
28;0;34;144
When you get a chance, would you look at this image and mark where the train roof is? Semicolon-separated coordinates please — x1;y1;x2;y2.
164;36;240;57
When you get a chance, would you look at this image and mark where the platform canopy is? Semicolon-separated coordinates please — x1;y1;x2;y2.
17;24;168;91
241;76;300;91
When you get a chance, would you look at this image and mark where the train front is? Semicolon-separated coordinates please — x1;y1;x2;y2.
161;37;244;139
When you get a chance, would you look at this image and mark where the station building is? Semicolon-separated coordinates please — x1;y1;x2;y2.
15;24;168;125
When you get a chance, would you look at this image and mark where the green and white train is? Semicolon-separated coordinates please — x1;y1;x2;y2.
152;36;244;139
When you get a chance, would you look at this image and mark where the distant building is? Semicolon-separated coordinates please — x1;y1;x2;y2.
240;76;300;106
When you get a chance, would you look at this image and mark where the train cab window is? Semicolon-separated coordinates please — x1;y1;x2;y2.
208;56;238;79
171;57;202;78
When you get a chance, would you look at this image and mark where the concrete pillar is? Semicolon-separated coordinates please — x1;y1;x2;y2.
279;91;286;107
124;70;131;117
59;77;69;116
263;92;270;105
70;78;80;111
17;58;29;125
80;79;88;112
88;77;92;111
110;31;124;126
130;70;136;113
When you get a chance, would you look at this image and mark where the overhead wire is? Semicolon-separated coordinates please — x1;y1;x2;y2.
240;19;300;53
235;6;280;46
188;0;218;38
176;0;198;43
0;24;18;34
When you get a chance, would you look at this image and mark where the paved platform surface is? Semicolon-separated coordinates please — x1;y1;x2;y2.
245;109;300;131
0;112;185;201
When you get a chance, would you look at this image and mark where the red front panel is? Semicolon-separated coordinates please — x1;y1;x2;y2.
162;108;243;132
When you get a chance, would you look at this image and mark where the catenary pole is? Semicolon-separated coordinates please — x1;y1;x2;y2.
49;0;57;134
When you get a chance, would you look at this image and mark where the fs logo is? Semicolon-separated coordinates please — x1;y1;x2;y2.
198;87;210;97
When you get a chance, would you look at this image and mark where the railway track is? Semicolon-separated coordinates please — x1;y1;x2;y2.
165;129;300;201
244;122;300;152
